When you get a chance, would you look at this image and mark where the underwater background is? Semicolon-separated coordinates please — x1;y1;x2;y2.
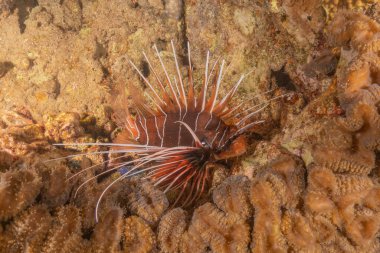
1;0;380;252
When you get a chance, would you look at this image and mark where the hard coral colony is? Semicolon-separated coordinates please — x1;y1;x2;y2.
62;42;275;221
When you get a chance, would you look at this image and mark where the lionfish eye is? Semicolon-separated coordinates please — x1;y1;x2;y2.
201;138;210;148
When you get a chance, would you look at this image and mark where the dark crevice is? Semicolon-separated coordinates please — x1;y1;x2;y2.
161;0;166;8
15;0;38;34
271;65;296;91
129;0;139;8
96;166;113;183
53;78;61;99
93;40;108;60
141;60;150;78
101;66;110;78
280;13;287;22
1;217;14;228
35;192;43;203
82;228;93;240
93;40;110;79
0;61;15;77
180;0;189;66
154;38;167;51
373;151;380;178
78;0;83;10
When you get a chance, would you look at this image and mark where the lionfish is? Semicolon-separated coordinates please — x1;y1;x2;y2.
55;41;284;222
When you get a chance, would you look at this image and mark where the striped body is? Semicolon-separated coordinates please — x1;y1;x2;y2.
133;111;230;149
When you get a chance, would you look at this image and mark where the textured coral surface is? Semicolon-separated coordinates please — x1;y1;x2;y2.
1;1;380;253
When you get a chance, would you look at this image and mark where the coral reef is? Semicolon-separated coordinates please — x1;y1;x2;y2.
0;122;48;156
323;0;377;22
43;112;85;143
181;176;252;253
124;216;156;253
182;202;250;253
0;169;42;220
280;8;380;253
89;208;124;253
250;155;304;253
37;162;73;207
269;0;325;48
0;205;52;253
42;206;86;253
0;1;380;253
127;180;169;226
158;208;188;253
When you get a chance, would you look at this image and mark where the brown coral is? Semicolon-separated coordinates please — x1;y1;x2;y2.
36;161;74;207
124;216;156;253
313;147;375;175
180;175;256;253
0;150;17;172
345;213;380;247
127;180;169;226
0;168;42;220
158;208;188;253
42;205;86;253
73;173;122;229
182;202;250;253
274;10;380;253
327;10;380;51
90;207;124;253
281;211;321;252
2;205;52;253
302;160;380;252
212;175;252;219
363;187;380;211
250;175;287;253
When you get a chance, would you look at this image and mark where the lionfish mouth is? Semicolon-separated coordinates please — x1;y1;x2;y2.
51;41;286;222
